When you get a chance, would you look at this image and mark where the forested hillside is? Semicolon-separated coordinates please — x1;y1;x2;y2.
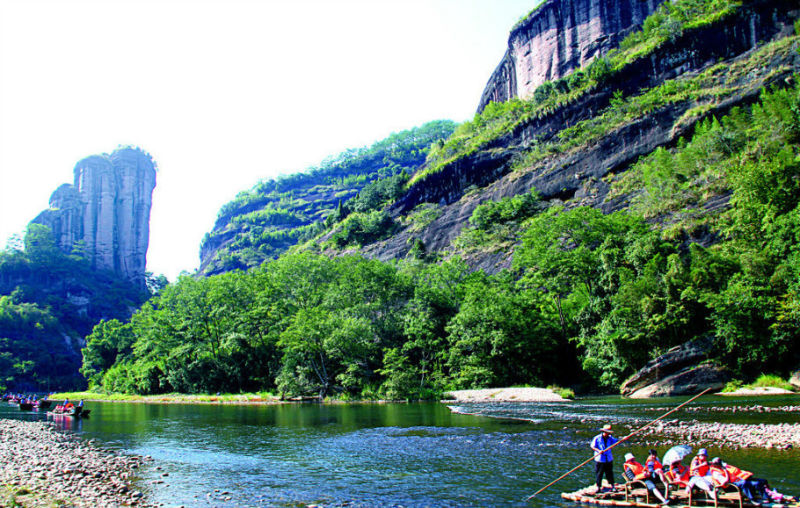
0;225;158;391
82;0;800;398
199;121;455;274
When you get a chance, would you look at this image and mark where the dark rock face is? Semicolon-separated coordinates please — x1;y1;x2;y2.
32;147;156;286
478;0;666;113
627;363;730;398
620;336;713;396
621;336;731;397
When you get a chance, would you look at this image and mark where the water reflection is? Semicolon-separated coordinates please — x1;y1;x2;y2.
1;396;799;507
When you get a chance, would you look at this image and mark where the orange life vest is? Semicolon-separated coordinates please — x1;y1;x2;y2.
645;456;663;473
624;460;648;481
667;464;690;485
708;465;731;487
690;456;710;477
724;464;753;482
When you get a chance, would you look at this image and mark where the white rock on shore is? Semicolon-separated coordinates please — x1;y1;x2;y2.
443;387;568;402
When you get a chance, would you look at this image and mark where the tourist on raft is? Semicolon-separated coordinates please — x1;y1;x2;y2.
686;448;718;500
665;456;716;500
714;457;797;504
590;424;618;493
645;449;668;484
623;452;671;505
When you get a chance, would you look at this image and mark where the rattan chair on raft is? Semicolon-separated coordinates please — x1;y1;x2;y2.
687;482;744;508
624;478;671;505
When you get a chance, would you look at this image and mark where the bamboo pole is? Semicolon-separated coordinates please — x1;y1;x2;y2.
525;386;713;501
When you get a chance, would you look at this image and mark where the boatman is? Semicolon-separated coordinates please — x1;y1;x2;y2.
590;424;619;493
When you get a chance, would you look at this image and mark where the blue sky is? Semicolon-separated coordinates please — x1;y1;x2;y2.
0;0;538;280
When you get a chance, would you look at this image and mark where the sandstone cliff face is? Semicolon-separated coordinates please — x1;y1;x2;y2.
32;147;156;285
368;0;799;272
478;0;666;112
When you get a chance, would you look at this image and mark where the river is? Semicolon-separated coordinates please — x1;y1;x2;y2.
2;395;799;507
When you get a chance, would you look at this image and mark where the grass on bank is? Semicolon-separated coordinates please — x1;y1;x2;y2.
722;374;796;393
547;385;576;399
48;391;281;404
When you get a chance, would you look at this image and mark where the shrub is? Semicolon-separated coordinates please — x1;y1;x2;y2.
548;385;576;399
748;374;795;391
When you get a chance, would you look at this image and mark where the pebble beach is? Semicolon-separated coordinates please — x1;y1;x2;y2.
0;419;149;507
633;419;800;450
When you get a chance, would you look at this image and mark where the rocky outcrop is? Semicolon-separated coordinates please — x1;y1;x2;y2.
370;0;799;269
32;147;156;286
627;363;730;398
791;370;800;389
620;336;714;396
620;336;731;398
478;0;666;112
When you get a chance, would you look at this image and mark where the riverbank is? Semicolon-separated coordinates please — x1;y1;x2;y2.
442;387;568;402
0;419;149;507
49;391;283;405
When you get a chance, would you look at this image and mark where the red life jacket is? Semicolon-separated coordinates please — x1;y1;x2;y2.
624;460;647;481
709;465;731;487
667;464;690;485
690;456;710;477
646;456;663;472
724;464;753;482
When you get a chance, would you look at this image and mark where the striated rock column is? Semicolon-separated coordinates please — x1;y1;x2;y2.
75;155;117;273
478;0;666;112
109;148;156;280
31;147;157;286
34;184;84;253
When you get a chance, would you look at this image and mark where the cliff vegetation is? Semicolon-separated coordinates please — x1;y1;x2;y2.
0;225;159;391
199;120;456;274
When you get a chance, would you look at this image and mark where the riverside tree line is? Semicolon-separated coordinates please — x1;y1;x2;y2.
81;84;800;398
4;81;800;398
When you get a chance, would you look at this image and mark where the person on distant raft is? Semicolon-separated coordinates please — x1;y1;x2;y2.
623;452;671;505
590;424;619;493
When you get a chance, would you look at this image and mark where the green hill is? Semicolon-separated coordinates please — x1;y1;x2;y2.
199;120;456;274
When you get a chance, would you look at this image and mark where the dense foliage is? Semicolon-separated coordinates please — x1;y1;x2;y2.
82;253;580;398
83;80;800;398
201;121;455;273
0;225;154;391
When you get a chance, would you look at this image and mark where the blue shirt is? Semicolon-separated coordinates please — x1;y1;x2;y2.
591;433;618;463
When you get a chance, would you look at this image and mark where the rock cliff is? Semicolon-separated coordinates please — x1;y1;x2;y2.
32;147;157;286
478;0;667;112
367;0;799;271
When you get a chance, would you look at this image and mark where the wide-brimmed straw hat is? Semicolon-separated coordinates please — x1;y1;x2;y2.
599;424;614;433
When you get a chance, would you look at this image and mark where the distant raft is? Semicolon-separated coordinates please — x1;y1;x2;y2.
561;484;800;508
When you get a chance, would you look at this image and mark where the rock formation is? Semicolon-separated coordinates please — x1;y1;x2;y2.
478;0;667;112
32;147;157;286
620;336;730;398
373;0;799;271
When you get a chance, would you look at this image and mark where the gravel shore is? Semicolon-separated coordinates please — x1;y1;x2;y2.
443;387;568;402
0;419;150;507
628;418;800;451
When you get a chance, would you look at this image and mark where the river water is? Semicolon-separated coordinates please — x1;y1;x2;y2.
2;395;799;507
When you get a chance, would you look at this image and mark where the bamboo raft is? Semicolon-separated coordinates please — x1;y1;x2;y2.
561;484;800;508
